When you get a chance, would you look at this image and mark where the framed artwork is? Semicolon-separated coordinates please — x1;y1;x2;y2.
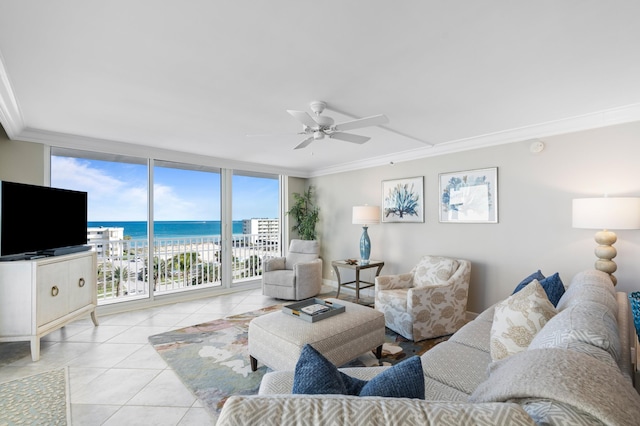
382;176;424;223
439;167;498;223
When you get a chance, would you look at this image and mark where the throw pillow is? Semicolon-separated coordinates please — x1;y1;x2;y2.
512;270;565;307
490;280;557;361
512;270;545;294
537;273;565;307
292;344;425;399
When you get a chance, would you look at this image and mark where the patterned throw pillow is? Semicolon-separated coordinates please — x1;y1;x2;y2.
292;344;424;399
490;280;557;361
512;271;565;307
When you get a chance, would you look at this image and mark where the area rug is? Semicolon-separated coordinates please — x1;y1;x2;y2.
149;303;448;422
0;367;71;425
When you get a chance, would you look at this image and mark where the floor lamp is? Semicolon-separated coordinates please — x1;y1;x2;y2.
572;197;640;285
352;205;380;264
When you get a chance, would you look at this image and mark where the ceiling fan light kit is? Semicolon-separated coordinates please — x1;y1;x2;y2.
286;100;389;150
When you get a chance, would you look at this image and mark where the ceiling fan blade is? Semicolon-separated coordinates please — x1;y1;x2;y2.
329;132;370;144
246;132;303;137
293;136;314;150
333;114;389;132
287;110;318;128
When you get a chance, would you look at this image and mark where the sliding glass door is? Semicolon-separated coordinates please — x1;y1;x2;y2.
51;151;150;303
51;149;282;305
152;161;222;295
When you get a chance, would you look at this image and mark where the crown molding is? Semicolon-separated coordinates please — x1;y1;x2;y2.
16;127;311;178
0;52;24;138
309;103;640;177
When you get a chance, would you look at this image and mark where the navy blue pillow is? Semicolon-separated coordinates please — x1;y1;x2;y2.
512;270;546;294
292;344;424;399
538;272;565;307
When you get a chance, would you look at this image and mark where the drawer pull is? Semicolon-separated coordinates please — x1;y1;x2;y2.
78;278;85;288
51;286;59;297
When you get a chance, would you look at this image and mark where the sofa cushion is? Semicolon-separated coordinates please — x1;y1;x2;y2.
556;270;618;315
513;271;565;307
292;344;424;399
420;341;492;395
414;256;459;287
490;280;557;361
448;317;492;353
529;300;621;364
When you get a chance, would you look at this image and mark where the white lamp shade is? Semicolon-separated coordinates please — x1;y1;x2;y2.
352;205;380;225
572;197;640;230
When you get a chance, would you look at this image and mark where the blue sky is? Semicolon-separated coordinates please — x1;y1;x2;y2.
51;156;279;221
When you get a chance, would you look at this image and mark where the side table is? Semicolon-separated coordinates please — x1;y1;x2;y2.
331;260;384;304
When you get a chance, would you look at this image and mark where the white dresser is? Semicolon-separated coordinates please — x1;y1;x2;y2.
0;251;99;361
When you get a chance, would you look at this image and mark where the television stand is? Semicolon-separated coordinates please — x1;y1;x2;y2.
0;251;98;361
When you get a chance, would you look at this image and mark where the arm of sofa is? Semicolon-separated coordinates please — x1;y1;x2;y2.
217;395;537;426
375;272;414;290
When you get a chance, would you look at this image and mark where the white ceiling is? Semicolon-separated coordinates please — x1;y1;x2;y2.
1;1;640;177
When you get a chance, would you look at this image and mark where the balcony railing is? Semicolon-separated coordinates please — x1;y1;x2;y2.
91;233;280;303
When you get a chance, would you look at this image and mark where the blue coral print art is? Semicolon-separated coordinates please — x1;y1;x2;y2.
439;167;498;223
382;176;424;222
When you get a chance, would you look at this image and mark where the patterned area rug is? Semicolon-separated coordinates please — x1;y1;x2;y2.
0;367;70;425
149;302;448;422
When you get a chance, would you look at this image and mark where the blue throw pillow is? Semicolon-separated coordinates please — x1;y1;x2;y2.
512;270;546;294
292;344;424;399
538;272;565;307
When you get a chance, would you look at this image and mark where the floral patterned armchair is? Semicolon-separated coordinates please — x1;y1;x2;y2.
375;255;471;341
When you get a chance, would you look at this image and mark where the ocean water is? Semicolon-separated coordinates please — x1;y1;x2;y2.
88;221;245;239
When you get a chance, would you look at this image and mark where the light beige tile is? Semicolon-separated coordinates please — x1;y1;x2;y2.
127;369;195;407
113;344;168;370
66;343;144;368
106;326;171;344
135;313;192;327
71;368;160;405
65;324;132;343
102;406;189;426
178;407;215;425
71;403;120;425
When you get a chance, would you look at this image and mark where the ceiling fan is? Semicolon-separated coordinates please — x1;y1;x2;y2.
285;101;389;150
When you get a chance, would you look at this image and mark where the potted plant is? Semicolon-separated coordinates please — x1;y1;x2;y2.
287;186;319;240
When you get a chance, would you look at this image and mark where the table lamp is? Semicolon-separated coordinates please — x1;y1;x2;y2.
572;197;640;285
352;205;380;264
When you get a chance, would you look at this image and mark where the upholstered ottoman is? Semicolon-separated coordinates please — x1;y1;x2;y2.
249;298;385;371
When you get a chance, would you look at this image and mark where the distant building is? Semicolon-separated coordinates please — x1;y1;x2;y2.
87;227;124;258
242;218;279;244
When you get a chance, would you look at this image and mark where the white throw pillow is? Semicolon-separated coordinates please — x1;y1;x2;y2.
490;280;557;361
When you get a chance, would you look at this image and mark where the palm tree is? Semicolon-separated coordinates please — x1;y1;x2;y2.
138;257;167;290
112;266;129;297
170;252;200;286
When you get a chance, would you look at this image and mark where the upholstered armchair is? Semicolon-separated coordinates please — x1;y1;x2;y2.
375;255;471;341
262;239;322;300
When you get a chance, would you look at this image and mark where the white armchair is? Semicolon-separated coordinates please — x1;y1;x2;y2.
375;255;471;341
262;239;322;300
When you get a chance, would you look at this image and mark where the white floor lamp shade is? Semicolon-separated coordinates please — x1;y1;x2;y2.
353;205;380;264
572;197;640;285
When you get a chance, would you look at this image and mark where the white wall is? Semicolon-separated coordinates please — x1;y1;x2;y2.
310;121;640;314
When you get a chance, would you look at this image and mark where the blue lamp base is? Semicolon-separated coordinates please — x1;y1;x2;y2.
360;226;371;264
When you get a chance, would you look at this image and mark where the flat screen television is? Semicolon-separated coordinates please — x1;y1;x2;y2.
0;181;88;259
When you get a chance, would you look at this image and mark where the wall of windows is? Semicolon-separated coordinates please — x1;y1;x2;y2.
51;148;281;309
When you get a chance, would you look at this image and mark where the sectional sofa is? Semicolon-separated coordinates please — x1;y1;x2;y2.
218;269;640;425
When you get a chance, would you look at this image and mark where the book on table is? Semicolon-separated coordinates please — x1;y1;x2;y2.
301;304;331;315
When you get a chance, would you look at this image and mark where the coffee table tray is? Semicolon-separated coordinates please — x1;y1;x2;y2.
283;298;346;323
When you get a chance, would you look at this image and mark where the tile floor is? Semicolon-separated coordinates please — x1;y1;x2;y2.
0;287;282;425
